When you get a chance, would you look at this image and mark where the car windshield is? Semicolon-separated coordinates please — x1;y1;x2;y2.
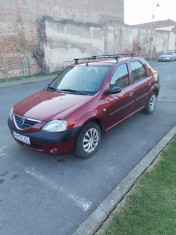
163;52;172;55
47;66;111;95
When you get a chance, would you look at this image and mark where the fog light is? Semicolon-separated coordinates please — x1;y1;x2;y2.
50;148;58;154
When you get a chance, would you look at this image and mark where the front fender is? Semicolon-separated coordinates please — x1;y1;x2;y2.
74;109;106;130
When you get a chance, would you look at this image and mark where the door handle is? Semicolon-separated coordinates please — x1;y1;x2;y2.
129;91;133;97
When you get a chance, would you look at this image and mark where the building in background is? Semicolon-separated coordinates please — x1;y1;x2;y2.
133;19;176;32
0;1;175;79
0;0;124;79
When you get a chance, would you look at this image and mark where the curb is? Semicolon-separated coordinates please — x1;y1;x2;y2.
0;75;56;88
73;124;176;235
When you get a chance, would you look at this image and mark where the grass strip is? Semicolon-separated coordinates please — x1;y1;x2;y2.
101;137;176;235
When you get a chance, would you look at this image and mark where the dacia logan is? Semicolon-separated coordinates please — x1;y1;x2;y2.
8;54;160;158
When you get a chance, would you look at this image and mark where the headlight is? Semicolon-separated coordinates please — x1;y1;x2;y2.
10;107;13;120
42;120;67;132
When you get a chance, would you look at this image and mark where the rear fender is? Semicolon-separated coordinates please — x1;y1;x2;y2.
144;84;160;106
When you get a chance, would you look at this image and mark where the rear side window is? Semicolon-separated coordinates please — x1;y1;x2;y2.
130;61;147;83
110;63;130;89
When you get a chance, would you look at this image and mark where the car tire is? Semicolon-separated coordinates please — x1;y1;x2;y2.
143;92;157;114
75;121;101;158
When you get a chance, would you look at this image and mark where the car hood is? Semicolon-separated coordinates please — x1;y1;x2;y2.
13;90;93;121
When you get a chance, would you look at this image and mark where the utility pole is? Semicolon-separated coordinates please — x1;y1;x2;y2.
149;0;160;60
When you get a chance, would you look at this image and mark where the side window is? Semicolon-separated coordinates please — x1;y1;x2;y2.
130;61;147;83
110;64;130;89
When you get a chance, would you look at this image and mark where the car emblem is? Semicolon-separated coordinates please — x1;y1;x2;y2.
20;118;25;126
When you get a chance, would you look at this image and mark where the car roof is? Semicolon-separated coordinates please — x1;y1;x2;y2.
72;56;140;67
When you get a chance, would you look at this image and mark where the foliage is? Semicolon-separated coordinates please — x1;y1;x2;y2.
12;18;30;58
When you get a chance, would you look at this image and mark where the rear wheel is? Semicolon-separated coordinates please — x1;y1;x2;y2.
75;122;101;158
143;92;157;114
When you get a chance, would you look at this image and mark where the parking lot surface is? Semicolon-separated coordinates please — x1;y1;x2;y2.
0;61;176;235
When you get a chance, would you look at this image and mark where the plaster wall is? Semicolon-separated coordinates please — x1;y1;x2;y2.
43;20;176;72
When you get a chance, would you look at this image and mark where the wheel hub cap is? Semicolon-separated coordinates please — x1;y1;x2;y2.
150;95;157;111
83;128;99;153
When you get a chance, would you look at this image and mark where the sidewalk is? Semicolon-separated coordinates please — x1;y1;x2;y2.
0;74;56;88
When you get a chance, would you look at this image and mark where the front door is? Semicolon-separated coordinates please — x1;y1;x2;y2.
105;63;134;130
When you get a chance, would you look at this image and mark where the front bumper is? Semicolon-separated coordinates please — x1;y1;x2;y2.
158;58;172;62
8;118;81;155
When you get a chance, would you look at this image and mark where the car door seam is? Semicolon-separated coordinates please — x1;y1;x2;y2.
109;93;148;116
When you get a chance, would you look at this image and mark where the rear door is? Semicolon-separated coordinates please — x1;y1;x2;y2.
130;60;152;112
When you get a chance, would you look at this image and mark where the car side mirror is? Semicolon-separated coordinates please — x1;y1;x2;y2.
105;87;121;95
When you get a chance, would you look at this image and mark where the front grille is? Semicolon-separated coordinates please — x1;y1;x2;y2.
14;114;40;130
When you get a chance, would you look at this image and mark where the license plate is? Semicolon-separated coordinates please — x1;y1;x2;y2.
13;131;31;145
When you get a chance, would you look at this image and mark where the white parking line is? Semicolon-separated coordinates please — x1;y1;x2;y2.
0;146;9;158
166;75;175;81
158;98;176;102
24;167;92;211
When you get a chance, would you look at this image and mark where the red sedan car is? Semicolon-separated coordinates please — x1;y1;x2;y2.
8;54;160;158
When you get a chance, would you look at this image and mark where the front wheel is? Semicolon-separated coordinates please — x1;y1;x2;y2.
143;92;157;114
75;122;101;158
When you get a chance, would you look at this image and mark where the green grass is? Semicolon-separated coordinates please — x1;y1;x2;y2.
101;137;176;235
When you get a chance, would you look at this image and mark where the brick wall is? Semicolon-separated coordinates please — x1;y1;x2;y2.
0;0;124;79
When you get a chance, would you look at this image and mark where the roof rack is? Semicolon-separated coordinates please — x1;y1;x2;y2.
74;53;136;64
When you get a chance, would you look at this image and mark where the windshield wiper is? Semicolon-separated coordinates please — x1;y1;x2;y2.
60;89;87;95
46;87;63;93
46;87;88;95
46;86;57;91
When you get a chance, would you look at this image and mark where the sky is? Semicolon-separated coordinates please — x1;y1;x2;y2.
124;0;176;25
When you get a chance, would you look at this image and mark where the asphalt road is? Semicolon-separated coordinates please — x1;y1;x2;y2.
0;61;176;235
